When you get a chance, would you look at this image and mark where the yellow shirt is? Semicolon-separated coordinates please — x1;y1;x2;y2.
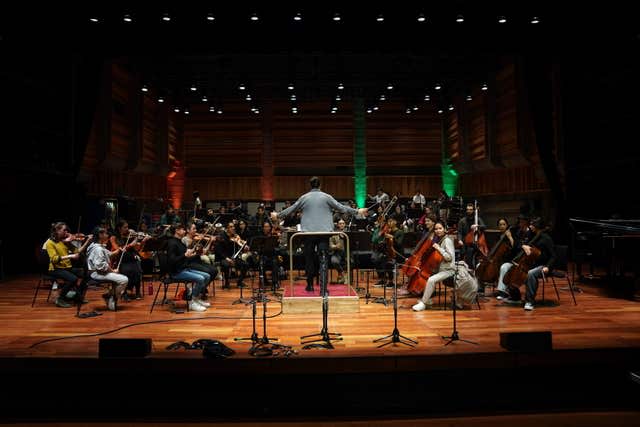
44;239;77;271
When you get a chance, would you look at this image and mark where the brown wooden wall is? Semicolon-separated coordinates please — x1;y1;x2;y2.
77;56;558;207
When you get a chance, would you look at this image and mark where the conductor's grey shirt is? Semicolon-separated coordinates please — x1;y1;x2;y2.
276;189;359;232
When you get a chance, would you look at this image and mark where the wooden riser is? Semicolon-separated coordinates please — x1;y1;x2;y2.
282;295;360;314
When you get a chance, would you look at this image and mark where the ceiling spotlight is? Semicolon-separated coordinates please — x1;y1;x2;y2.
406;108;412;114
366;108;372;113
141;85;148;92
455;14;464;23
448;105;454;111
174;107;180;113
238;84;246;90
417;13;426;22
89;17;99;23
337;83;344;90
251;107;257;112
437;109;443;114
413;106;419;111
292;109;298;114
481;83;488;91
290;94;297;100
201;96;208;102
162;13;171;22
184;109;190;115
209;106;215;112
207;13;215;21
217;109;223;114
287;83;295;90
333;13;341;22
386;84;394;90
498;15;507;24
335;95;341;101
157;97;165;103
250;13;259;21
331;110;337;114
245;94;252;101
466;94;473;101
123;14;132;23
373;106;379;111
190;85;197;92
434;83;441;90
424;94;430;101
294;12;302;21
530;16;540;24
376;14;384;22
379;94;386;101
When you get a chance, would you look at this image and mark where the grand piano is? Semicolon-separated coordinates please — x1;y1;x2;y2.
570;218;640;300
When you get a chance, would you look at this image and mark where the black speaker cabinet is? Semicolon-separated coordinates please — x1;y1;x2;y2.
499;331;552;352
99;338;152;358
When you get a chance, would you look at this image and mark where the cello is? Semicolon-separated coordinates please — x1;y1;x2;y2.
405;236;443;295
502;229;546;288
475;232;512;283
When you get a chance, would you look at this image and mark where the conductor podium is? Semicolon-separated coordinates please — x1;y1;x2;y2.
282;231;359;314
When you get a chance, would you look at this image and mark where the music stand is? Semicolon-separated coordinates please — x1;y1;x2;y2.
346;231;368;293
373;261;417;348
442;263;478;346
301;249;342;349
249;235;280;293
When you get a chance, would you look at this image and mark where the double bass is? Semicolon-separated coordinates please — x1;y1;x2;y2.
475;232;513;283
463;200;488;257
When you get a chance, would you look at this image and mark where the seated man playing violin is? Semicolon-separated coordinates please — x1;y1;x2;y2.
215;222;250;289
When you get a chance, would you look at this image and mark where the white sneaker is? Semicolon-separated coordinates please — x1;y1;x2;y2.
194;298;210;308
524;302;534;311
107;297;116;311
412;301;427;311
189;301;207;312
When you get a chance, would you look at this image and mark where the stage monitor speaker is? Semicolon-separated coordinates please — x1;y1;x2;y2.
99;338;152;358
499;331;552;352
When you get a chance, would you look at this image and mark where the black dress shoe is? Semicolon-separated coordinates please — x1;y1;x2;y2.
305;285;314;292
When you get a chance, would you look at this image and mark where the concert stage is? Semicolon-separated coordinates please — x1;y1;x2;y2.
1;273;638;422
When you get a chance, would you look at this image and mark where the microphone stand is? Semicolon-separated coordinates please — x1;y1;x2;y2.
442;261;478;346
373;260;418;348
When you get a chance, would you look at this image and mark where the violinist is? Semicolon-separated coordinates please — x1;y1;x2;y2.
44;222;93;308
181;222;216;298
457;202;487;267
329;219;348;284
496;217;556;311
86;226;128;310
215;221;249;289
166;224;210;312
108;220;148;300
412;221;456;311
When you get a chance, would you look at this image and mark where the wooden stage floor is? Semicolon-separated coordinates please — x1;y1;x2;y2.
1;273;639;361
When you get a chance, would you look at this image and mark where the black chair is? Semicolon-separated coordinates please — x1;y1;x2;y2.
31;249;58;307
150;251;193;313
541;244;578;306
77;277;120;316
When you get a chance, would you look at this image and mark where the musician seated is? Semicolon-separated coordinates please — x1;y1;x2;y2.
86;227;128;311
329;219;348;284
160;206;182;226
167;224;211;312
495;217;556;311
182;222;216;299
412;221;456;311
371;217;404;287
214;222;249;289
44;222;93;308
456;202;487;268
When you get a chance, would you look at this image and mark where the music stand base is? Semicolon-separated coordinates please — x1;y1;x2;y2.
441;330;478;346
374;328;417;348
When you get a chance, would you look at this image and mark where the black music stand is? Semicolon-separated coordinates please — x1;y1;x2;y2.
250;236;280;294
346;231;368;293
301;250;342;349
373;261;417;348
442;263;478;346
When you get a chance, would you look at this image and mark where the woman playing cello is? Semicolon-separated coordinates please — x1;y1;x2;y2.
411;221;456;311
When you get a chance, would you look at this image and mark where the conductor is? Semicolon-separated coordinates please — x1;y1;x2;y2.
271;176;368;292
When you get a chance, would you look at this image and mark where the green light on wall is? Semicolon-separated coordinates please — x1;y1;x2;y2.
353;98;367;207
441;162;458;197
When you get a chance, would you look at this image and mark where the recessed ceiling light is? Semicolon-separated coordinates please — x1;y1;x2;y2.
209;106;215;112
424;94;430;101
333;13;341;22
448;105;454;111
250;13;259;21
207;13;215;21
437;109;443;114
190;85;197;92
294;12;302;21
481;83;488;91
376;14;384;22
456;14;464;23
379;94;386;101
498;15;507;24
434;84;442;90
386;84;394;90
466;95;473;101
158;97;165;103
141;85;148;92
531;16;540;24
417;13;426;22
238;84;246;90
338;83;344;90
89;17;99;23
202;96;208;102
162;13;171;22
288;83;295;90
174;107;180;113
123;14;132;23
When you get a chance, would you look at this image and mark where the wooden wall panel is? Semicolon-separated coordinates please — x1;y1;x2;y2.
141;93;158;164
366;103;441;172
85;169;166;200
467;90;487;162
185;177;263;200
367;176;443;199
273;102;354;172
446;110;461;164
458;166;548;196
494;61;520;162
110;63;132;161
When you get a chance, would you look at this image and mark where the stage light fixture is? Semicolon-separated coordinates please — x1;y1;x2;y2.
379;94;386;101
141;85;148;92
434;83;441;90
184;109;190;115
250;13;259;21
158;97;165;103
290;94;297;100
162;13;171;22
437;109;443;114
217;109;223;114
207;13;215;21
481;83;488;91
373;106;379;111
417;13;426;22
246;94;252;101
377;14;384;22
288;83;295;90
456;14;464;23
209;106;215;112
190;85;197;92
413;106;419;111
424;94;430;101
386;84;394;90
174;107;180;113
294;12;302;21
333;13;341;22
123;14;132;23
531;16;540;24
89;17;99;23
238;84;246;90
498;15;507;24
335;95;341;101
202;96;208;102
466;94;473;101
366;108;372;113
338;83;345;90
448;105;454;111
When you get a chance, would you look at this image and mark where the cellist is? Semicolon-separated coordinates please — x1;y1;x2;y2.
412;221;456;311
494;214;532;299
496;217;556;311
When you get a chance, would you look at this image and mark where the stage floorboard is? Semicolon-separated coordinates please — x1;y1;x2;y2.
1;273;638;362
